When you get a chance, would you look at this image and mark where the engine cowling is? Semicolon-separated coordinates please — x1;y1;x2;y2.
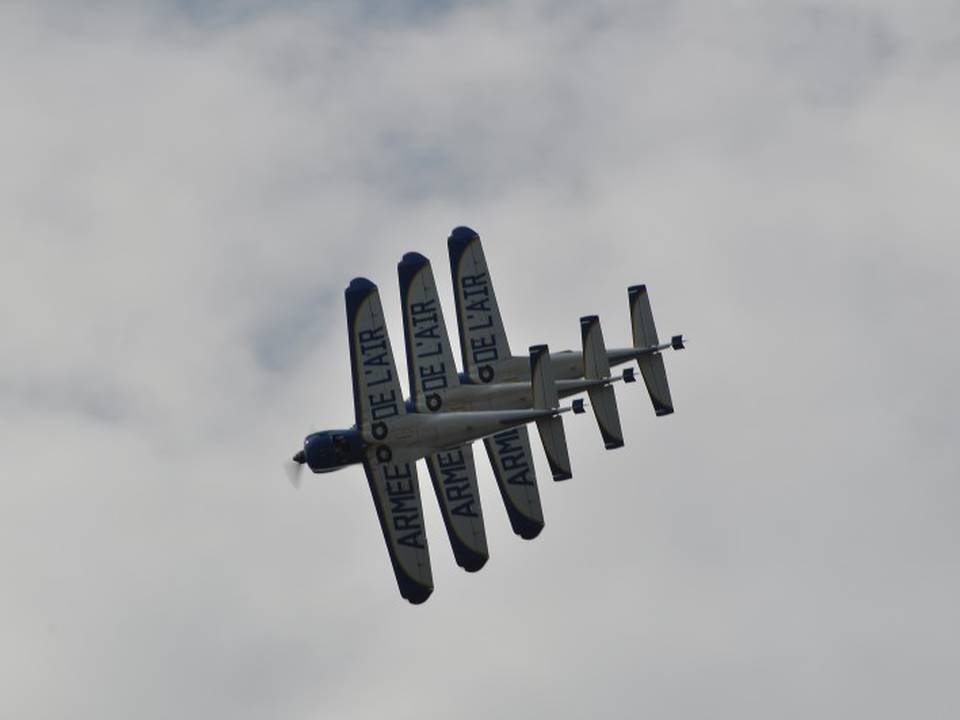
302;428;363;472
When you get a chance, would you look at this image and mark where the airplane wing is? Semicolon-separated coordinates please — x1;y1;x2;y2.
398;252;461;409
581;315;624;449
398;254;490;571
448;226;513;381
424;444;488;572
483;426;545;539
362;445;433;604
346;277;408;438
628;284;675;416
346;278;431;602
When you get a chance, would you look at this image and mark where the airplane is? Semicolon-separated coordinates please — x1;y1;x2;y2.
289;276;584;604
447;226;684;416
397;251;627;566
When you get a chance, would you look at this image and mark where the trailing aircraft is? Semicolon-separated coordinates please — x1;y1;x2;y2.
447;226;684;416
397;251;627;565
288;277;582;604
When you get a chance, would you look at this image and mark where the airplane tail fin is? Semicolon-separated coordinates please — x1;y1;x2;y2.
628;284;677;417
580;315;624;449
530;344;572;481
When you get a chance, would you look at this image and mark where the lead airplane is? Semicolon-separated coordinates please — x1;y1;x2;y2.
289;277;580;604
398;251;626;567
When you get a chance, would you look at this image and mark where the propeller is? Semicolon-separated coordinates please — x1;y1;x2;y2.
285;450;306;489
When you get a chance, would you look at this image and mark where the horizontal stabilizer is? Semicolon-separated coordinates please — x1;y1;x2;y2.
638;354;674;416
530;345;572;481
581;315;624;449
530;344;560;410
628;284;676;416
628;284;660;349
536;416;571;481
581;315;612;379
588;384;624;448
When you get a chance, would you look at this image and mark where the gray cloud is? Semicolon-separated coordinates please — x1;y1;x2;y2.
2;1;958;718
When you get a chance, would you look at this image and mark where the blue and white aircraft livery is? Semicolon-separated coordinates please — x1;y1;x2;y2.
290;277;578;604
288;226;686;604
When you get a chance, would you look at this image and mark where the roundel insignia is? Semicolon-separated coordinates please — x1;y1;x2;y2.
478;365;495;383
375;445;392;463
425;393;442;411
371;422;388;440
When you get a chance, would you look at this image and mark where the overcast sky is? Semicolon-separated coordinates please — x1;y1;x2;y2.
2;1;959;718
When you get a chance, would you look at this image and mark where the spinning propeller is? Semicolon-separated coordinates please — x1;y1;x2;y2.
285;450;306;489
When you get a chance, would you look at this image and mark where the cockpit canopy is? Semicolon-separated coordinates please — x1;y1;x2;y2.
303;428;363;472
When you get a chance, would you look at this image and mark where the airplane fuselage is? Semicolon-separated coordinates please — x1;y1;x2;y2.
405;375;609;414
463;346;645;384
303;405;565;474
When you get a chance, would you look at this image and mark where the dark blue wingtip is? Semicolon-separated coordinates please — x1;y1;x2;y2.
449;225;479;243
398;253;430;301
580;314;600;326
456;548;488;573
447;226;480;267
402;584;433;605
599;423;624;450
400;251;430;267
628;284;647;297
347;277;377;293
652;394;675;416
345;277;378;324
500;497;544;540
398;252;429;284
447;225;480;280
515;518;544;540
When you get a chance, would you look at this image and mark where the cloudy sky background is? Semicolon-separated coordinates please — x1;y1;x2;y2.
2;1;959;717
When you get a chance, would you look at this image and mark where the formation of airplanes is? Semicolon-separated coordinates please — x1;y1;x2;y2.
288;226;685;604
